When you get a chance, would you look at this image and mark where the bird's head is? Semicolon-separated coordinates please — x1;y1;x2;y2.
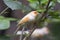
30;11;39;17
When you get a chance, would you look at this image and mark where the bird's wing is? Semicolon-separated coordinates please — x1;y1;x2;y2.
17;16;29;26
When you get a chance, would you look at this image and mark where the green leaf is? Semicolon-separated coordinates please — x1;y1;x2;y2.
6;18;17;21
41;0;48;4
28;0;38;3
49;2;55;7
3;0;32;12
37;9;46;12
0;16;17;21
57;0;60;3
3;0;23;10
0;16;17;30
29;2;39;9
51;19;60;22
28;0;40;9
0;16;5;19
0;20;10;30
22;5;32;13
48;9;60;18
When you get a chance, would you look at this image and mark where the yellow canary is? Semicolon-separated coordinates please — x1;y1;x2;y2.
14;11;39;34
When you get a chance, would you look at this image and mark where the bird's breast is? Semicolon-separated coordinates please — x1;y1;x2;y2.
29;15;35;21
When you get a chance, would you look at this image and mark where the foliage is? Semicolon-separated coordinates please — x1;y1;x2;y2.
0;16;17;30
3;0;23;10
3;0;31;13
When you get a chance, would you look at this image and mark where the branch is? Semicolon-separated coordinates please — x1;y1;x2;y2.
23;0;52;40
19;27;25;40
23;24;37;40
40;0;52;19
0;7;9;15
40;0;52;23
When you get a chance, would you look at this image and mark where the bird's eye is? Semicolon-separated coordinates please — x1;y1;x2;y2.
34;11;37;14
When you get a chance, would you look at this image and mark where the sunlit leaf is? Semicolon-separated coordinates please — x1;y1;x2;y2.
0;20;10;30
28;0;38;3
41;0;48;4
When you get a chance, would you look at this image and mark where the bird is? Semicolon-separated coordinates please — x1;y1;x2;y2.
14;11;39;34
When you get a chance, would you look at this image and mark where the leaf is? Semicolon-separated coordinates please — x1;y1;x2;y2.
0;16;5;19
3;0;23;10
3;0;32;12
0;20;10;30
49;2;55;7
0;16;17;30
22;5;32;13
6;18;17;21
0;16;17;21
28;0;38;3
41;0;48;4
51;19;60;22
29;2;39;9
57;0;60;3
37;9;46;12
28;0;40;9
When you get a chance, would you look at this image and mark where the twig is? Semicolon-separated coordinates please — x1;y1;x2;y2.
0;7;9;15
23;26;37;40
40;0;52;22
20;27;25;40
40;0;52;19
23;0;52;40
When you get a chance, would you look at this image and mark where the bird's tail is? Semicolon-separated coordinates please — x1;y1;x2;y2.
14;24;21;35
